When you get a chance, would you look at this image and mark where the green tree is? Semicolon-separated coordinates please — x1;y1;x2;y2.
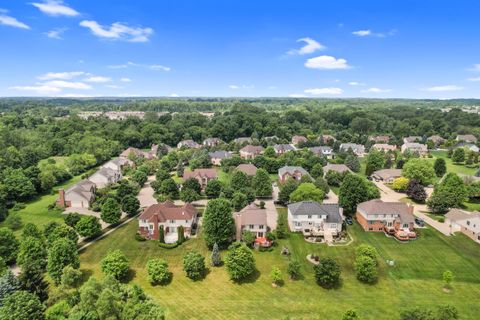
203;198;235;248
345;155;360;173
146;259;171;285
231;170;250;191
64;213;81;228
180;188;201;203
0;271;19;305
325;170;343;187
342;310;360;320
18;259;49;302
158;225;165;244
47;239;79;285
155;169;171;183
183;178;202;194
0;228;19;265
182;251;206;280
122;195;140;216
434;158;447;177
225;243;255;281
402;159;435;185
443;270;454;289
60;265;83;289
17;237;47;271
310;163;324;179
177;225;185;244
101;198;122;224
289;183;324;203
0;290;45;320
46;224;78;246
0;258;6;276
252;168;272;197
314;177;330;195
241;230;256;246
176;161;185;178
101;250;130;280
22;223;42;239
211;243;221;267
132;170;148;187
232;192;249;211
452;148;465;163
434;173;468;208
278;178;299;203
2;168;36;201
287;260;301;280
354;256;378;284
436;305;459;320
313;257;341;288
365;150;385;176
339;175;370;215
159;178;179;198
406;179;427;202
270;266;282;286
355;244;378;263
75;215;102;238
205;179;223;198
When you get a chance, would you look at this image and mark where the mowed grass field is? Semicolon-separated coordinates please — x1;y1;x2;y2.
79;208;480;320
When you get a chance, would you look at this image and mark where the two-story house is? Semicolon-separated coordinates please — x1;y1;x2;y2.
183;168;218;188
309;146;334;159
401;142;428;155
339;143;366;157
445;209;480;243
278;166;310;183
177;139;201;149
273;144;295;155
138;201;198;243
287;201;343;241
208;151;233;166
234;203;268;241
240;145;264;159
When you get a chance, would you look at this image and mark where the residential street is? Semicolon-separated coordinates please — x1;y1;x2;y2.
373;181;451;236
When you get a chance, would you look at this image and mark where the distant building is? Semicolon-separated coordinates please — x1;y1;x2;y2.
177;139;201;149
371;169;402;183
401;143;428;155
310;146;334;159
445;209;480;243
339;143;366;157
371;144;397;153
203;138;223;147
57;180;96;208
120;147;156;160
240;145;264;159
278;166;309;183
456;134;478;144
427;135;445;146
273;144;295;155
233;137;252;145
236;164;258;176
323;163;351;175
138;201;198;243
234;203;268;241
208;151;233;166
88;167;122;189
369;135;390;143
183;168;218;188
291;135;308;146
455;142;480;153
319;135;336;144
403;136;422;144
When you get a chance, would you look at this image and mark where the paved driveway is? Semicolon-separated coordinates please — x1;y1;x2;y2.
373;181;450;236
138;175;157;207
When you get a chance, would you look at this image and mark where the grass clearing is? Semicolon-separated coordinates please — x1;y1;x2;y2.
430;151;478;176
79;212;480;320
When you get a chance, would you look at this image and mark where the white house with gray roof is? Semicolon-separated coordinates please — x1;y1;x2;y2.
339;143;365;157
310;146;334;159
273;144;296;155
88;167;122;189
287;201;343;240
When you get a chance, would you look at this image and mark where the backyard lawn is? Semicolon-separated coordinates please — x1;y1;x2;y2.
79;209;480;320
430;150;478;176
0;174;82;235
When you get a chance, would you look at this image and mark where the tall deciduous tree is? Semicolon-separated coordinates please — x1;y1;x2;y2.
339;175;370;215
47;239;79;285
402;159;435;185
101;198;122;224
101;250;130;281
225;242;255;281
252;168;272;197
0;290;45;320
434;158;447;177
202;199;235;248
0;228;19;265
365;150;385;176
289;183;324;203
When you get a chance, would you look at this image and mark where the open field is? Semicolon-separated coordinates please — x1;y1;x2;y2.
0;174;83;235
79;208;480;320
430;150;478;176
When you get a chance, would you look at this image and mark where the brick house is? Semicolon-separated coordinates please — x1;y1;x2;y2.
278;166;309;183
273;144;295;155
236;163;258;176
240;145;264;159
183;168;218;188
208;151;233;166
234;203;268;241
138;201;198;243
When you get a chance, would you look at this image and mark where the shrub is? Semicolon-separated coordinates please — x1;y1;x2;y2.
355;244;378;264
5;215;22;231
135;233;146;241
146;258;171;285
211;242;222;266
313;257;341;288
100;250;129;280
392;177;409;192
64;212;81;227
182;251;206;280
355;255;378;283
158;242;178;249
225;242;255;281
75;215;102;238
287;260;301;280
270;266;282;285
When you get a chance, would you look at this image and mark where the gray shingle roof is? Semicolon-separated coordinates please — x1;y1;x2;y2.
288;201;342;223
208;151;232;159
278;166;309;176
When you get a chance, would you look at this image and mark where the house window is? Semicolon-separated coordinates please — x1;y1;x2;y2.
171;220;175;223
259;225;264;229
368;228;373;231
249;224;254;229
331;223;336;229
467;221;470;225
148;225;153;230
308;215;312;219
294;221;301;227
403;223;409;228
185;220;188;223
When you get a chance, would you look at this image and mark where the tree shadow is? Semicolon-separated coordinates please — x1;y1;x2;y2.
123;268;137;283
151;273;174;287
234;269;261;284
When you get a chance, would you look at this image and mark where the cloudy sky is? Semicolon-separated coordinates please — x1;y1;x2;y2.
0;0;479;98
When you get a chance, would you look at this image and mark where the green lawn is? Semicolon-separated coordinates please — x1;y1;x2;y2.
430;151;478;176
79;212;480;320
0;174;82;235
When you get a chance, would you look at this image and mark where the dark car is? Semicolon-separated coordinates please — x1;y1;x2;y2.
415;218;424;227
345;217;353;225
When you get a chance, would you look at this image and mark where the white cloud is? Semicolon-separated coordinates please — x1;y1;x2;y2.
105;85;122;89
45;27;67;39
352;30;371;37
468;64;480;72
37;71;85;80
229;85;239;89
348;81;365;86
288;93;307;98
169;93;179;97
229;84;254;90
79;20;153;42
31;0;79;17
288;37;325;55
84;76;111;83
422;85;463;92
467;77;480;82
120;77;131;82
304;87;343;95
9;85;61;94
268;86;277;90
149;65;171;71
0;10;30;29
43;80;92;90
361;87;392;93
305;55;350;70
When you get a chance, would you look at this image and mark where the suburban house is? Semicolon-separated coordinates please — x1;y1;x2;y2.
103;157;134;172
371;143;397;153
310;146;334;159
138;201;198;243
372;169;402;183
120;146;156;160
369;135;390;143
323;163;351;175
236;163;258;176
319;135;336;144
278;166;310;183
233;137;252;145
403;136;423;144
273;144;295;155
234;203;268;241
287;201;343;242
177;139;201;149
88;167;122;189
57;180;96;208
291;135;308;146
203;138;223;147
208;151;233;166
427;135;445;146
445;209;480;243
339;143;366;157
455;142;480;153
356;199;416;241
240;145;264;159
401;142;428;155
456;134;478;144
183;168;218;188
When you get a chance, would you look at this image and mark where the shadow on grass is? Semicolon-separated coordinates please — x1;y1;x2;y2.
151;273;174;287
79;269;93;285
123;268;137;283
233;269;261;284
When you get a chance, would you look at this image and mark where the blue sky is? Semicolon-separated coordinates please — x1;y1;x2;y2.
0;0;479;98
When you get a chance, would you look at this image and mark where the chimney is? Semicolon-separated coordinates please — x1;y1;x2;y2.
408;204;414;215
152;214;159;240
58;189;66;208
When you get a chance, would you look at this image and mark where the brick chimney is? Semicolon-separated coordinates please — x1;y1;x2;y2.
58;189;66;208
152;214;159;240
408;204;414;215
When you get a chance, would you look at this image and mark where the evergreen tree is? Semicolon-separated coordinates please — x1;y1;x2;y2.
211;243;221;267
434;158;447;177
177;225;185;244
158;225;165;244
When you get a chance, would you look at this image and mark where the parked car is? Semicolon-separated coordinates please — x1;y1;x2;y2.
345;217;353;225
415;218;424;227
